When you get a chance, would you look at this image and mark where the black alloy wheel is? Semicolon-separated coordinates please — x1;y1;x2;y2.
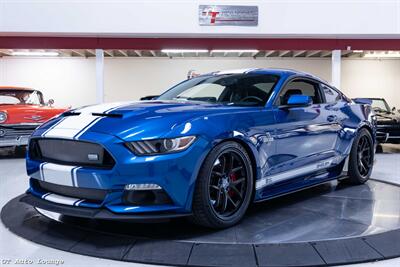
348;128;374;184
209;151;247;219
191;141;253;228
356;135;373;177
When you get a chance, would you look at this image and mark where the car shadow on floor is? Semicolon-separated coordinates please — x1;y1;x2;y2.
0;147;26;159
380;143;400;153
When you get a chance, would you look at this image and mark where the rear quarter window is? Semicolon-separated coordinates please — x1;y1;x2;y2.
321;84;341;103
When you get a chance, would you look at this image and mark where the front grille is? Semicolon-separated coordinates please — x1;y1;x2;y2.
29;138;115;169
0;125;37;138
34;179;107;202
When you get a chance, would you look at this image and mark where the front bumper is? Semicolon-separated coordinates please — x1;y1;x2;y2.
26;132;210;217
376;131;389;143
0;124;39;147
377;124;400;143
0;136;30;147
20;193;191;221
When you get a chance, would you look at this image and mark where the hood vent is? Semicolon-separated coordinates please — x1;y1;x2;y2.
62;112;122;118
63;112;80;117
92;113;123;118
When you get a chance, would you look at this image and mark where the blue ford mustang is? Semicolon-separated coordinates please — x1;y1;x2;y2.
23;68;376;228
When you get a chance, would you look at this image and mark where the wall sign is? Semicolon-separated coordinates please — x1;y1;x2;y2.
199;5;258;26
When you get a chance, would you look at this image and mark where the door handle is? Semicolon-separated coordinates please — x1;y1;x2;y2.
327;115;338;122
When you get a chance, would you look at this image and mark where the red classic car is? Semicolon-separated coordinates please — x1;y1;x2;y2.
0;87;67;149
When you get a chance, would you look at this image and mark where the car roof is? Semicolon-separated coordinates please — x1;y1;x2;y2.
205;68;327;83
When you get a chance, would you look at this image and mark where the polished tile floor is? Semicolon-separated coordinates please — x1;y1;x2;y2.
1;146;399;267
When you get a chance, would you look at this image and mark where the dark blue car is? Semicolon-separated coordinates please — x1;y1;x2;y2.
24;68;376;228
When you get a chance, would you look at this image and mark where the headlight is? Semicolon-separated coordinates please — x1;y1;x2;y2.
126;136;196;155
0;112;7;123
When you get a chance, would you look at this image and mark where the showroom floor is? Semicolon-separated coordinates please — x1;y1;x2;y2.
1;146;399;267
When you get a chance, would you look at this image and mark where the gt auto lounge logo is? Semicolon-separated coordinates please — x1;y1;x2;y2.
199;5;258;26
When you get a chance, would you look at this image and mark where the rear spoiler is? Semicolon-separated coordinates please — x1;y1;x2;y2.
352;98;372;105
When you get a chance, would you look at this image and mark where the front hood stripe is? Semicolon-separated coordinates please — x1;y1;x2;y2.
42;102;132;139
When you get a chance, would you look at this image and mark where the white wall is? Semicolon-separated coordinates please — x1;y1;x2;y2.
342;59;400;109
0;57;96;108
1;56;399;109
1;0;399;37
104;58;331;102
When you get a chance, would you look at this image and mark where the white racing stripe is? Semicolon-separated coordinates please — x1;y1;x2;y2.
256;156;343;190
217;68;257;74
40;163;77;186
42;193;84;206
42;102;131;139
72;167;81;187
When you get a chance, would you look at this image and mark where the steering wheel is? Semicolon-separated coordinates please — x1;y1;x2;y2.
240;96;263;103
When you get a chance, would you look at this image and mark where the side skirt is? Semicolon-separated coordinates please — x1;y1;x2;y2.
253;174;348;203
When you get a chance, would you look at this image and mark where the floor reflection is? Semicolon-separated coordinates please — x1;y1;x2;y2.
38;179;400;244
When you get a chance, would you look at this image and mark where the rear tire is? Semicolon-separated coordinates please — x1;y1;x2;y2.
191;141;253;229
348;128;374;184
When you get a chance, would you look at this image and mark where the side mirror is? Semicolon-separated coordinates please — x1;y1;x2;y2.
47;99;55;106
140;95;159;100
286;95;312;107
352;98;372;105
392;107;396;112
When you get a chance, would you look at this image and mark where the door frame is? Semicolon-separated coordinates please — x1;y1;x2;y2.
272;75;327;107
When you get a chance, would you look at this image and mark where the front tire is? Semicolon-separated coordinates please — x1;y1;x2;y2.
348;128;374;184
191;141;253;229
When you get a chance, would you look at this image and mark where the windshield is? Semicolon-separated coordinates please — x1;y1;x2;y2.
371;99;390;113
0;90;44;105
158;74;280;106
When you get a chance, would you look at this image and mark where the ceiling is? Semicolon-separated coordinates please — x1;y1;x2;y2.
0;49;374;58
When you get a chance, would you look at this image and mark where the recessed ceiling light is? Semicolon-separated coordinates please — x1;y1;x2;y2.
363;51;400;58
161;49;209;53
11;51;59;56
211;49;259;53
352;50;364;53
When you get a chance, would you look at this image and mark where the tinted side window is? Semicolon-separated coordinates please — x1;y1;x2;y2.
277;79;322;105
321;84;341;103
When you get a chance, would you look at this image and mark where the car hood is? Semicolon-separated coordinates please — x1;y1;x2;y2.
42;101;259;141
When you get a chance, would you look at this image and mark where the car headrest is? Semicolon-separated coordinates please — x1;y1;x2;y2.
282;89;303;105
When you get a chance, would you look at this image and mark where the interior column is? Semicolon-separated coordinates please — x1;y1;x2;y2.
95;49;105;104
331;50;341;88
